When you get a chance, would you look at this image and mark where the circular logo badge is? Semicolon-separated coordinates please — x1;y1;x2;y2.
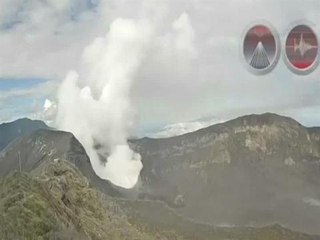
242;23;280;75
284;24;319;75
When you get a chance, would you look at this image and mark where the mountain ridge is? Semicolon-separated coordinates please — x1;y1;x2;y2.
1;113;320;236
0;117;49;151
129;112;320;234
136;112;304;141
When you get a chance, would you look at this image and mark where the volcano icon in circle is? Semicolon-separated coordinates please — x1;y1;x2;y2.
250;42;270;69
243;24;280;74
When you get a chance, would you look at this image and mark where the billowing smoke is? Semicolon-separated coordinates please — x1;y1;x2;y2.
56;18;152;189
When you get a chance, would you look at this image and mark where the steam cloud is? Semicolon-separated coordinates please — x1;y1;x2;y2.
56;18;152;189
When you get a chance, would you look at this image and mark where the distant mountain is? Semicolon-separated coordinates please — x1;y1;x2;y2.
131;113;320;235
148;116;225;138
0;118;49;151
1;113;320;238
0;129;120;197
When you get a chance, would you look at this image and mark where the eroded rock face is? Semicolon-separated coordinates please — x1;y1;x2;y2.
0;159;164;240
0;129;125;201
1;158;316;240
1;113;320;235
131;113;320;234
0;118;49;151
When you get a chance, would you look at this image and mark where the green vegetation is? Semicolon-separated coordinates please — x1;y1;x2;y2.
0;172;56;240
0;160;161;240
0;158;318;240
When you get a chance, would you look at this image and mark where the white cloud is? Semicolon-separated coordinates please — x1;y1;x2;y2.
1;0;320;132
46;0;72;11
0;80;57;122
172;12;196;56
0;0;99;79
37;98;57;125
44;99;53;110
149;117;225;138
56;18;152;188
0;80;57;101
304;197;320;207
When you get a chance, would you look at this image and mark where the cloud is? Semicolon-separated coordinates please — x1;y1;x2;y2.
0;0;99;78
172;12;196;56
56;18;152;188
0;80;55;100
149;117;225;138
0;80;57;122
304;197;320;207
35;98;57;125
1;0;320;133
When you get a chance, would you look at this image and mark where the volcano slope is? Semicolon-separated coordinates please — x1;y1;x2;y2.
0;118;49;151
0;114;320;239
130;113;320;235
0;142;318;240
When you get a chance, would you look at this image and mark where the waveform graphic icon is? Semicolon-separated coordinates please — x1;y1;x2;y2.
285;24;318;74
293;34;317;57
243;24;279;75
250;42;270;69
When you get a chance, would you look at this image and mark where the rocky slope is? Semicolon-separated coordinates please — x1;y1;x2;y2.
119;199;319;240
0;118;49;151
0;156;318;240
131;113;320;234
0;128;120;197
0;159;168;240
1;114;320;238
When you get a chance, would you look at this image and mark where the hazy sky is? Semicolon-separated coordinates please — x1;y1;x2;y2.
0;0;320;135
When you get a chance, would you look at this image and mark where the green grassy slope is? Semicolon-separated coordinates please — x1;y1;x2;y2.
0;160;162;240
0;158;318;240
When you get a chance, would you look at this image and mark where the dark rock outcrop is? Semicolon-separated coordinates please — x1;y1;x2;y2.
0;118;49;151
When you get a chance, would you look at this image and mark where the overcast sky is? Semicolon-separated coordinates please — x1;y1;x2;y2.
0;0;320;136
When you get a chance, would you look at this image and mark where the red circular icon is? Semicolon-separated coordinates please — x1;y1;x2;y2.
285;25;319;73
242;24;280;75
